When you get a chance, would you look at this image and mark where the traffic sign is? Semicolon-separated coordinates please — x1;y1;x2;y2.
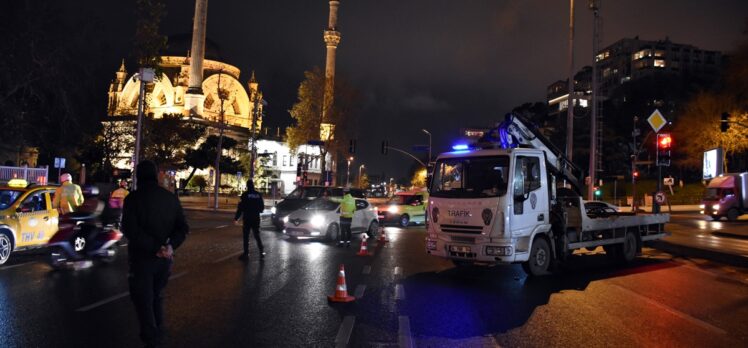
654;191;667;204
54;157;66;169
663;177;674;186
647;109;667;133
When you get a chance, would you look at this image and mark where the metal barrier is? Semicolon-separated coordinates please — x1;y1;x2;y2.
0;166;49;185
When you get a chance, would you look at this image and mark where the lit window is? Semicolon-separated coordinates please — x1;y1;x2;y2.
654;59;666;68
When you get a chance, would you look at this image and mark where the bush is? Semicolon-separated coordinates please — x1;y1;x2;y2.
188;175;208;192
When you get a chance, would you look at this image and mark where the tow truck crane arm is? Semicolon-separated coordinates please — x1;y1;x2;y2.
478;113;583;196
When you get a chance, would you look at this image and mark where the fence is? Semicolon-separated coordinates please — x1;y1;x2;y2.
0;166;49;185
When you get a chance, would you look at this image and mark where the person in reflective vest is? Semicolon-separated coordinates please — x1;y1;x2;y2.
338;187;356;247
53;173;84;214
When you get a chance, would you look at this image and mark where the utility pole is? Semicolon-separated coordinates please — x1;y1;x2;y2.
213;72;228;210
565;0;576;164
587;0;600;200
631;116;639;212
249;90;261;179
133;67;154;190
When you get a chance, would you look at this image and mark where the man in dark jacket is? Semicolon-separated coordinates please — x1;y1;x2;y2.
234;180;265;260
122;160;189;348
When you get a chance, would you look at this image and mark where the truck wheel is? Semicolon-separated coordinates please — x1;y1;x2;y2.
727;208;740;222
522;237;551;276
620;231;638;263
0;232;13;265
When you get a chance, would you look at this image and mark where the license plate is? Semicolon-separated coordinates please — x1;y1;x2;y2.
290;231;304;236
450;245;471;253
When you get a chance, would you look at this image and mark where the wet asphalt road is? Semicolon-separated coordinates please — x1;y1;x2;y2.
0;211;747;347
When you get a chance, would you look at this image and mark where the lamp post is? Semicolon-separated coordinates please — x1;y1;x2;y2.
358;164;365;188
421;129;431;164
346;156;353;187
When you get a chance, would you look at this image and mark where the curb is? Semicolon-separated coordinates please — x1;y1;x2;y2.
646;240;748;269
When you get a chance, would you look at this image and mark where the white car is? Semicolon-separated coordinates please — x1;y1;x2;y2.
282;198;379;241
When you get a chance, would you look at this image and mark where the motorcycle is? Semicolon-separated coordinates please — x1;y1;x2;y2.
47;186;123;270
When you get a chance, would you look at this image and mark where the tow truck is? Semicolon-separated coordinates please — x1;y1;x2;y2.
425;114;669;276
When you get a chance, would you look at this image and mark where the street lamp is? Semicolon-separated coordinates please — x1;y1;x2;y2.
358;164;365;188
346;156;354;187
421;129;431;164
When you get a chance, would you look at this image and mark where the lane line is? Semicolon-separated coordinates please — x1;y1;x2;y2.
394;266;402;276
1;261;37;271
398;316;413;348
334;316;356;348
354;284;366;298
215;225;229;229
609;283;726;335
394;284;405;300
76;271;188;312
362;265;371;275
213;250;245;263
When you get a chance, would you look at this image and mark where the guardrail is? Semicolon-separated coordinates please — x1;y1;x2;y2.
0;166;49;185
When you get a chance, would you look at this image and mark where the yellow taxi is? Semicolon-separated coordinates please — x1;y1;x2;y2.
0;179;60;265
377;190;429;227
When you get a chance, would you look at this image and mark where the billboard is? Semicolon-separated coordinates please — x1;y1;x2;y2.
703;148;723;180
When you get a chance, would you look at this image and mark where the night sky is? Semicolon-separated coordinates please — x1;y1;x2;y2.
84;0;747;181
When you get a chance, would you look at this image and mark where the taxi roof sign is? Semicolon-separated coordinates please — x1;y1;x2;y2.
647;109;667;133
7;179;29;188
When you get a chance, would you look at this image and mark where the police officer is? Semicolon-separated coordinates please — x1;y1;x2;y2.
53;173;84;214
234;180;265;260
338;187;355;247
122;160;189;348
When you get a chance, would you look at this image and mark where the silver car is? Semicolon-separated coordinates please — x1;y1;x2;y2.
283;198;379;241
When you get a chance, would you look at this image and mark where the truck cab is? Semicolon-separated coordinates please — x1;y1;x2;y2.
426;147;550;265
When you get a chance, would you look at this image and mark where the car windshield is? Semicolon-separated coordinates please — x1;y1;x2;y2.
286;187;325;199
389;195;419;205
304;198;340;211
430;156;510;198
0;189;24;210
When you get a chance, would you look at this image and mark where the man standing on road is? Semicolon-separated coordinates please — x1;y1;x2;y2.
234;180;265;260
338;187;355;247
122;160;189;348
53;173;84;214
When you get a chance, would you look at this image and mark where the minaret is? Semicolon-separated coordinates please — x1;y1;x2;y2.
322;0;341;120
108;59;128;115
184;0;209;116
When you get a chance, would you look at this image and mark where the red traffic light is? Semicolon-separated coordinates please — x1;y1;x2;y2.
633;171;639;178
657;133;672;149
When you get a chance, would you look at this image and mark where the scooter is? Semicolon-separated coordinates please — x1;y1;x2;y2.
47;187;123;270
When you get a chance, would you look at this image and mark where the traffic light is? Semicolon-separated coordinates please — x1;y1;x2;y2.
381;140;388;155
349;139;356;154
594;186;602;197
721;112;730;133
656;133;672;166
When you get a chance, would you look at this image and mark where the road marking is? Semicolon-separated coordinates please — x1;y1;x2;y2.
76;271;188;312
354;284;366;298
213;250;245;263
395;284;405;300
215;225;229;229
362;265;371;275
335;316;355;348
394;266;402;276
398;316;413;348
610;283;726;335
1;261;36;270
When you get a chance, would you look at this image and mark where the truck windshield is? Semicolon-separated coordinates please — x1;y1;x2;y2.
430;156;510;198
703;188;721;200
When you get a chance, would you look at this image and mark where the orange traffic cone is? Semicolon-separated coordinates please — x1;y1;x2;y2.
328;264;355;303
357;235;371;256
377;227;388;245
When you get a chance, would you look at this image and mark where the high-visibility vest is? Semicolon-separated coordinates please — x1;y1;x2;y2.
340;194;355;218
54;182;84;214
109;188;129;208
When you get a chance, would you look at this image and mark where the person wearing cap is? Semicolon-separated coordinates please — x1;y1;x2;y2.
234;180;266;260
53;173;84;214
338;186;356;247
122;160;189;348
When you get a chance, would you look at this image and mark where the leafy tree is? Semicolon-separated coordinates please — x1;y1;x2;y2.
411;168;427;188
184;135;240;186
78;121;135;181
141;114;205;169
188;175;208;192
358;173;370;189
286;67;360;180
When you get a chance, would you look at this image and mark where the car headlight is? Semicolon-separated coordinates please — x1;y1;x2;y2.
698;204;705;209
271;207;277;214
311;215;325;228
283;216;289;223
712;204;720;210
388;205;399;214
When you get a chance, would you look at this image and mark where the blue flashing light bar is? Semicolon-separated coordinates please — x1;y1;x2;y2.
452;144;469;151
